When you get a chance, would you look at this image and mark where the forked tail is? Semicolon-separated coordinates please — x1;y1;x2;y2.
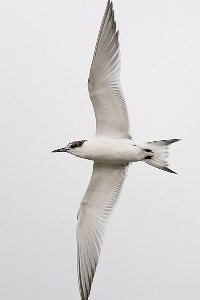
143;139;180;174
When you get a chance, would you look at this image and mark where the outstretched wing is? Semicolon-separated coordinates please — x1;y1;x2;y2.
88;1;131;139
77;162;129;299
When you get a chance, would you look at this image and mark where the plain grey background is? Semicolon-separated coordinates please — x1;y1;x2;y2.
1;0;200;299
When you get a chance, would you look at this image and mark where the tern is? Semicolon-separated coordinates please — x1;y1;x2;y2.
53;1;180;299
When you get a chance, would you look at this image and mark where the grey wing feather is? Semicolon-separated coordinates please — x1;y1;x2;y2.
88;1;131;139
76;162;129;299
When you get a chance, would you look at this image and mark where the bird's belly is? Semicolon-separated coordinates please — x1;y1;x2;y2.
83;144;142;163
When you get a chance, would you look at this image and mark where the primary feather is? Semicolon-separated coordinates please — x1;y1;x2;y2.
77;162;128;299
88;1;131;139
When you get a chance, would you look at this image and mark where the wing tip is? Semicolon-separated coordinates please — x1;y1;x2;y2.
162;167;178;174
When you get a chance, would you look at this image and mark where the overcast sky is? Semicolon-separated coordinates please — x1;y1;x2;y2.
1;0;200;299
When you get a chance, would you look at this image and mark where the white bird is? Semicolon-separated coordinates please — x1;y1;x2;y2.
53;1;180;299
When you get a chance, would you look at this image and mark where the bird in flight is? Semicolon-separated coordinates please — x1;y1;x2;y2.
53;1;180;299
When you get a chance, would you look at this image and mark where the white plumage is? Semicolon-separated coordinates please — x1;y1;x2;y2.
52;1;180;299
77;163;128;299
88;1;130;139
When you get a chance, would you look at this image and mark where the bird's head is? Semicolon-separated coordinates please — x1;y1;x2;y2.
52;140;87;156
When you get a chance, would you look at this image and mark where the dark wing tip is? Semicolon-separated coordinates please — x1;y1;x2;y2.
168;138;182;144
163;167;178;174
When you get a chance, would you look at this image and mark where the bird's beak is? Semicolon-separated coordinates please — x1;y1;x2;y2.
52;147;69;153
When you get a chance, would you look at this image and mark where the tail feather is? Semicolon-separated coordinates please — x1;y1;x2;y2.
143;139;180;174
147;139;180;146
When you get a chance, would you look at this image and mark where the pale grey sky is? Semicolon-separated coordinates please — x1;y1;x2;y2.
0;0;200;299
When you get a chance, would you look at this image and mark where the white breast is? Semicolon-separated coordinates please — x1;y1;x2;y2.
76;138;143;163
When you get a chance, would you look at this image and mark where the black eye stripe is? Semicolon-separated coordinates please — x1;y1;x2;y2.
70;140;87;149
